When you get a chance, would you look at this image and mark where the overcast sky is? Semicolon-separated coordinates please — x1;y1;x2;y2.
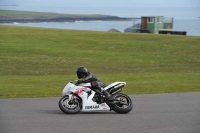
0;0;199;20
1;0;200;7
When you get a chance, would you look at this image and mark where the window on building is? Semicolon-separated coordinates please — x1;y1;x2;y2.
157;17;162;23
147;18;154;23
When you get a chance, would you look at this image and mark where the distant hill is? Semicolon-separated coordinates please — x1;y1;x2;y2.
0;10;133;23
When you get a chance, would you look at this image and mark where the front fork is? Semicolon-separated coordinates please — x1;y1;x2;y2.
68;93;75;105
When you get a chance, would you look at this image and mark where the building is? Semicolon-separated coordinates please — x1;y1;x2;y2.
125;16;186;35
128;16;174;34
141;16;173;33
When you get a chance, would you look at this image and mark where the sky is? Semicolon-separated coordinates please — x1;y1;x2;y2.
0;0;199;19
1;0;200;8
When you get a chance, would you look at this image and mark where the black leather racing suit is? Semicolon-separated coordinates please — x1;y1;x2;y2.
80;72;106;93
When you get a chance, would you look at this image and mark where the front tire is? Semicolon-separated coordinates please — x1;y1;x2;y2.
111;93;133;114
59;95;81;114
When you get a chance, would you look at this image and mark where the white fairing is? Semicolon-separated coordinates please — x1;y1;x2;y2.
104;82;126;90
62;82;91;95
62;82;77;95
62;81;111;111
80;90;110;111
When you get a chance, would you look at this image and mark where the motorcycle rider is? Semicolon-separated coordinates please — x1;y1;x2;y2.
76;66;112;100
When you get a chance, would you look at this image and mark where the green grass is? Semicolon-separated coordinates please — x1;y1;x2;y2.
0;25;200;98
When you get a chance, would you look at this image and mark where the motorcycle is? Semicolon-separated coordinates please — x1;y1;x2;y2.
58;80;133;114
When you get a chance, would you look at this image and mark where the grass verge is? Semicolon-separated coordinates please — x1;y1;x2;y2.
0;25;200;98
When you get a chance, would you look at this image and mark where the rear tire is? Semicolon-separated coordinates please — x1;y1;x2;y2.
59;95;81;114
112;93;133;114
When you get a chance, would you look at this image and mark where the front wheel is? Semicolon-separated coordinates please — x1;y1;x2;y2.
111;93;133;114
59;95;81;114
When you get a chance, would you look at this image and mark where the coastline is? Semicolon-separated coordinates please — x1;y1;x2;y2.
0;17;133;23
0;9;133;23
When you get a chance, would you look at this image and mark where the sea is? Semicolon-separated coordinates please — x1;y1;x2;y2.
0;1;200;36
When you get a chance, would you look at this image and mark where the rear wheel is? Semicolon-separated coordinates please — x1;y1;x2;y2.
59;95;81;114
112;93;133;114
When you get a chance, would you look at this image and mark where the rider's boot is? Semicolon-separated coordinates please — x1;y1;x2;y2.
91;81;115;100
102;89;111;99
94;84;111;99
95;89;102;95
102;89;117;101
102;88;121;101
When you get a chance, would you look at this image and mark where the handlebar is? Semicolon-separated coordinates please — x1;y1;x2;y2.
70;80;78;84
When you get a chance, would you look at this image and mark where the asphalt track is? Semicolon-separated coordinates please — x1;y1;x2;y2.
0;92;200;133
